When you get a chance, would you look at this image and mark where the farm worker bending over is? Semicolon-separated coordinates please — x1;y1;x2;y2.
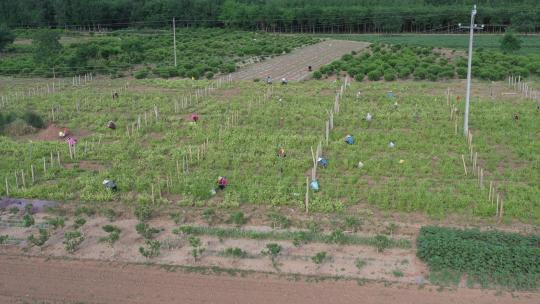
191;113;199;123
266;76;272;84
308;66;312;72
281;78;288;85
345;134;354;145
278;147;286;158
317;157;328;168
67;137;77;146
58;127;69;138
107;121;116;130
103;179;118;191
310;179;320;191
217;176;228;190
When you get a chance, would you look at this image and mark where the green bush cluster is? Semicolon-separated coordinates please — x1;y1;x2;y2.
318;43;540;82
417;226;540;290
0;111;44;134
0;28;317;78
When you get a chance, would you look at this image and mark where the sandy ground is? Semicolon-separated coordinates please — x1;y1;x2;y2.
0;254;538;304
229;40;369;81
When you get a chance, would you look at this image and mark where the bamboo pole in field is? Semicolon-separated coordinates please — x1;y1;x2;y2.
189;147;193;161
454;119;458;135
461;155;468;176
154;105;158;120
499;197;504;219
176;160;180;178
57;151;60;166
325;121;330;145
479;168;484;188
138;116;141;130
50;152;54;166
21;170;25;188
14;172;19;189
5;177;9;196
43;158;47;173
496;194;500;217
305;176;309;214
151;184;155;204
473;152;478;172
488;181;493;202
126;125;130;138
31;165;35;183
144;112;148;126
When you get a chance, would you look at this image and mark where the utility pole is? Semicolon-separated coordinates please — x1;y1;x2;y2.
173;17;177;67
459;5;484;136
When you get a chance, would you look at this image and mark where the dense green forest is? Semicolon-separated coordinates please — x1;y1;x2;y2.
1;0;539;33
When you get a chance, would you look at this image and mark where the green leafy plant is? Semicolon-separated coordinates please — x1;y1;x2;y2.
73;217;86;229
139;240;161;258
63;230;84;253
374;235;391;253
134;203;153;222
228;211;247;226
188;236;205;261
311;251;330;265
261;243;282;269
392;269;404;277
0;235;8;244
22;213;35;227
47;217;65;230
135;222;160;239
417;226;540;290
99;225;121;246
27;228;49;247
220;247;247;258
267;212;290;229
355;258;367;270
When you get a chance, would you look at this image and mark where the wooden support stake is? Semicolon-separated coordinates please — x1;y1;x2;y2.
5;178;9;196
496;194;500;217
305;176;309;214
151;184;155;204
499;196;504;219
31;165;35;183
176;160;180;178
43;158;47;173
50;152;54;166
21;170;25;188
488;181;493;202
325;121;330;145
479;168;484;188
454;119;458;135
14;172;19;189
57;151;61;166
461;155;468;176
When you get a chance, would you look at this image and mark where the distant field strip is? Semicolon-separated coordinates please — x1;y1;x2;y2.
231;40;368;81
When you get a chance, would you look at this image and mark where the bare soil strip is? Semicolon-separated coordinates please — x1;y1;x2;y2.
230;40;369;81
0;254;537;304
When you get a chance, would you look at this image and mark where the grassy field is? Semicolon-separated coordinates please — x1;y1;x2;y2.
317;34;540;55
0;76;538;223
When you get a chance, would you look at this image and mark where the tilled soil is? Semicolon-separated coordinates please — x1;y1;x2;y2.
229;40;369;81
0;254;537;304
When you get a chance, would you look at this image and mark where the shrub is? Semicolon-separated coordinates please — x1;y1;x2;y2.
456;67;467;79
205;72;214;79
312;251;330;265
374;234;391;252
139;240;160;258
392;269;404;277
367;70;382;81
22;213;35;227
27;228;49;247
355;258;367;270
0;235;8;244
228;211;247;226
22;112;44;129
220;247;247;258
312;71;322;79
73;217;86;229
64;230;84;253
188;236;205;261
417;226;540;290
134;204;152;222
383;70;397;81
267;212;290;229
99;225;121;246
75;206;95;217
47;217;65;229
134;69;149;79
135;222;159;239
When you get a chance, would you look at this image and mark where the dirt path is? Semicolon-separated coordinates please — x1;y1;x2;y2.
230;40;368;81
0;254;537;304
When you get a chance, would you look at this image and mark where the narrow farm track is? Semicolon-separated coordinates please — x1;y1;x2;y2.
0;255;538;304
230;40;369;81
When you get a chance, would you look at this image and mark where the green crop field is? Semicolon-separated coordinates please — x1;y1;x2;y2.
1;76;538;223
317;34;540;55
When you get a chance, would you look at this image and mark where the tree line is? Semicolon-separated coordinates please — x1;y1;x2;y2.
0;0;539;33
